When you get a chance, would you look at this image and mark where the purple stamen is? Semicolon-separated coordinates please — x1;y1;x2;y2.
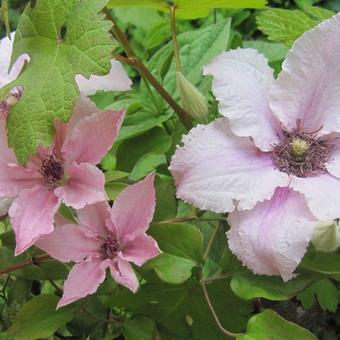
102;235;119;259
40;151;64;186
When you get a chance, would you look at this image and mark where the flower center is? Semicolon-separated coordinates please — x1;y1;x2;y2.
102;235;119;259
271;126;333;178
40;152;65;186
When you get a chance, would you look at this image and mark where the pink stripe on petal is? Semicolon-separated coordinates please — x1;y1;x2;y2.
57;258;109;308
55;162;106;210
270;13;340;134
36;224;101;263
169;119;289;213
109;258;139;293
110;173;156;242
9;185;60;255
228;188;317;281
204;48;280;151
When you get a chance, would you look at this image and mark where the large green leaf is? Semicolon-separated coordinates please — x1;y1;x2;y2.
108;0;266;19
0;0;116;164
123;316;156;340
237;310;317;340
8;295;74;340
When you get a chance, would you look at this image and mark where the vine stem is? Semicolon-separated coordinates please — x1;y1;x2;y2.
0;254;51;275
201;280;244;338
103;8;192;130
170;6;181;72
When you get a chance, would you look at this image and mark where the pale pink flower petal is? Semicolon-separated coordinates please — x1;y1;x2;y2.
0;32;30;88
57;258;110;308
109;258;139;293
228;188;317;281
36;224;101;262
325;136;340;178
110;173;156;242
203;49;279;151
76;60;132;96
270;13;340;134
9;185;60;255
291;174;340;220
77;202;111;238
119;234;161;266
0;163;42;197
169;119;289;213
61;109;124;164
54;162;106;210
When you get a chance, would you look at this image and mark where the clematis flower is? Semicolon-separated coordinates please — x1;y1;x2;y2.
0;97;125;255
170;13;340;280
36;173;161;308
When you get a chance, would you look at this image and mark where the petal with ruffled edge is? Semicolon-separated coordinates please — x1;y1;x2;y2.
0;33;30;88
110;173;156;243
76;60;132;96
36;224;101;263
228;187;317;281
203;49;279;151
61;109;124;164
54;162;106;210
9;185;60;255
109;258;139;293
270;13;340;134
57;258;109;308
77;201;111;239
119;234;161;266
169;119;289;213
291;174;340;220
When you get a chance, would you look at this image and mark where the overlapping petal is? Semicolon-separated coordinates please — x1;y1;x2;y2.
54;162;106;210
169;119;289;213
9;185;60;255
204;48;279;151
110;173;156;242
109;258;139;293
57;258;109;308
270;13;340;134
36;224;100;262
227;188;317;281
76;60;132;96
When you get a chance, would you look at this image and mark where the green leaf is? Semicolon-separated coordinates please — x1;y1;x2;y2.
1;0;116;164
0;0;10;37
8;294;74;340
108;0;266;19
123;316;156;340
105;181;129;201
256;8;316;46
144;253;196;284
230;272;313;301
129;153;167;181
237;310;317;340
303;5;334;20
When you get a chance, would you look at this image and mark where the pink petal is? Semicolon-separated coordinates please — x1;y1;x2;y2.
203;49;279;151
0;32;30;88
109;258;139;293
291;174;340;220
0;162;42;197
76;60;132;96
169;119;289;213
9;185;60;255
227;187;317;281
57;258;109;308
55;162;106;210
110;173;156;242
326;136;340;178
270;13;340;134
77;201;111;238
119;233;161;266
61;109;124;164
0;118;16;164
36;224;101;263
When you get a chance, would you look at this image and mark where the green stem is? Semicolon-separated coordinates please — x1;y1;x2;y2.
170;6;181;72
203;223;220;260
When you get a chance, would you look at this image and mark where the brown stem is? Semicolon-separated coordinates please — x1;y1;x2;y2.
104;9;193;130
201;280;244;338
0;254;51;275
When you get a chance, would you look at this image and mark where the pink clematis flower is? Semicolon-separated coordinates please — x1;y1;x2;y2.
170;14;340;280
0;97;125;255
36;173;161;308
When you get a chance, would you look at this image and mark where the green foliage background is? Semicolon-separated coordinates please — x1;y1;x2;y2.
1;0;340;339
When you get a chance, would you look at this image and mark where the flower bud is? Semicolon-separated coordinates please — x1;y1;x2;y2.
0;86;23;118
312;219;340;252
176;71;209;123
